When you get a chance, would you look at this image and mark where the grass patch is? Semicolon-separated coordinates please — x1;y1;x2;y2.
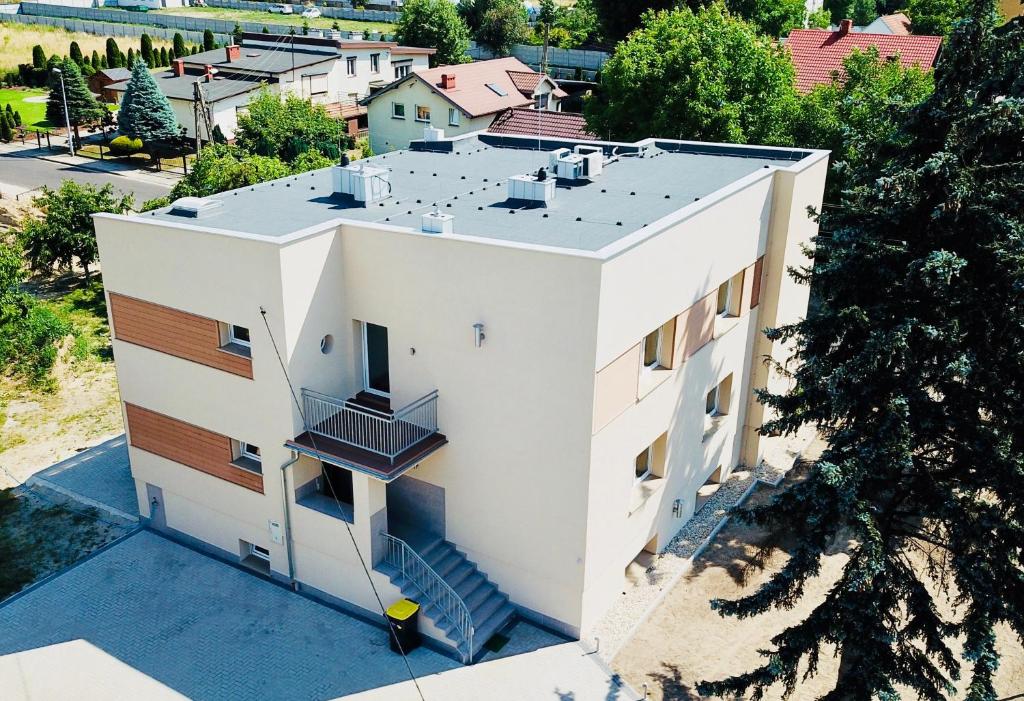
38;278;112;366
0;23;173;77
150;6;396;33
0;487;126;601
0;87;50;131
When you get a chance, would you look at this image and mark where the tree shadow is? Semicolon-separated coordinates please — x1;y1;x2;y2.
650;662;700;700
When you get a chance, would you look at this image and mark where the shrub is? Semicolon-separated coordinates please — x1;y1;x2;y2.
356;136;374;159
108;135;143;155
0;305;71;388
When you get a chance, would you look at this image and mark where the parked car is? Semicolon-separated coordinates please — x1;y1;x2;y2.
267;3;294;13
301;6;321;17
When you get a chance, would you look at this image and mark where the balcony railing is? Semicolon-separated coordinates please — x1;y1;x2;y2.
301;388;439;465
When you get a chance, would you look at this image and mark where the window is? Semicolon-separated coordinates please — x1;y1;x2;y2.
392;102;405;119
486;82;508;96
448;108;460;126
716;270;745;320
394;63;410;79
642;328;661;370
703;374;733;438
535;93;549;109
370;53;380;73
634;446;653;484
716;279;733;316
249;543;270;562
232;439;262;473
415;104;431;122
346;56;356;76
241;442;260;461
229;324;250;347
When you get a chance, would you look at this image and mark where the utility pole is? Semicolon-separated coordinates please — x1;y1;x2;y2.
52;68;74;157
193;80;202;156
541;22;550;76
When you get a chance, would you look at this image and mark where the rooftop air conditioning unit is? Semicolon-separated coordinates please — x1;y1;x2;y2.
555;153;584;181
332;162;391;206
574;145;604;178
423;126;445;142
508;172;556;205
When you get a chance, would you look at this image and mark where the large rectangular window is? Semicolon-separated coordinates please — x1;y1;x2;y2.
415;104;431;122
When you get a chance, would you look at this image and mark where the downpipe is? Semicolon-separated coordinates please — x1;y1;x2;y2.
280;451;300;590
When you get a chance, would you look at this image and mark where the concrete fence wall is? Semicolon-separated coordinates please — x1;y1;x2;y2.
467;41;608;80
18;2;386;38
204;0;399;23
0;11;231;44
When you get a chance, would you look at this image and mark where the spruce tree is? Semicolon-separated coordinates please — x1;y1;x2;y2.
105;38;120;69
46;58;104;143
172;32;186;59
697;2;1024;699
117;58;179;148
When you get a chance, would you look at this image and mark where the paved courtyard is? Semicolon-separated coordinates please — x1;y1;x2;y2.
27;434;138;519
0;530;630;700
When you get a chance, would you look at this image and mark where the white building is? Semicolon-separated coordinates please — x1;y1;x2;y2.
107;33;433;140
94;130;828;663
362;57;567;155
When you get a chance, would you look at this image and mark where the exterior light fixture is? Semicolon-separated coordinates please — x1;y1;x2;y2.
473;323;485;347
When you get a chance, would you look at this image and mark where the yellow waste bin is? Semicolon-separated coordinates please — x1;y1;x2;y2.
385;598;421;653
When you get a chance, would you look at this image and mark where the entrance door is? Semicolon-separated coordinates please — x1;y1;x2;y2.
362;322;390;397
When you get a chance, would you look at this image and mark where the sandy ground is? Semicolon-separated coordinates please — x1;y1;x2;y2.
614;442;1024;700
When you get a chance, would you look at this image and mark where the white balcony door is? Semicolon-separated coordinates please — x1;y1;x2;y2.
362;322;390;397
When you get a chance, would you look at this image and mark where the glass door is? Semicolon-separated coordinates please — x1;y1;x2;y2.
362;322;390;397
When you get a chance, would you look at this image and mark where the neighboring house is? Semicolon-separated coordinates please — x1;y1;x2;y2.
88;67;131;104
858;12;912;34
105;32;433;140
787;20;942;92
94;129;828;663
487;107;596;141
361;57;568;154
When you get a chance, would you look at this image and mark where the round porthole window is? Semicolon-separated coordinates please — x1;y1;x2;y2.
320;334;334;354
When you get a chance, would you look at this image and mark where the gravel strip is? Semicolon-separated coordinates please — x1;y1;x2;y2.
590;425;818;662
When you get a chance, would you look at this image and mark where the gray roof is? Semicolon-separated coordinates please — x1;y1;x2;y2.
107;71;264;103
183;45;337;76
98;67;132;81
146;134;816;252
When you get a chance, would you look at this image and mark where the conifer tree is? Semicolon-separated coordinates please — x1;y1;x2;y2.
0;113;12;143
46;58;104;144
117;58;179;148
140;33;154;67
127;48;136;67
69;41;83;66
159;46;169;67
91;50;100;70
31;44;45;69
172;32;186;59
203;29;215;51
698;3;1024;699
105;38;120;69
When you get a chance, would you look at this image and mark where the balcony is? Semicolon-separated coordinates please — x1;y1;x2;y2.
286;389;447;481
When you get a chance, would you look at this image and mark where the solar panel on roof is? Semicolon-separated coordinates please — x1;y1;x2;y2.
486;83;508;96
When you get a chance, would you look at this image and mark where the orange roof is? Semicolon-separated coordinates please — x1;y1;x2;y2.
787;26;942;92
878;13;912;34
488;108;595;140
411;58;537;117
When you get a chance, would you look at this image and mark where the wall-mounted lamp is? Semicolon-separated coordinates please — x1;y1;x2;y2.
672;499;683;518
473;323;485;347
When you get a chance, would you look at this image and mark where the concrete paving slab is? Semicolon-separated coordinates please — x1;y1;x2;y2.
28;434;138;520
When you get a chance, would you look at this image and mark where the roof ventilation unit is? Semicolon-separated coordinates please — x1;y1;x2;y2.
573;145;604;178
508;170;556;205
332;162;391;206
421;210;454;234
168;196;223;218
423;126;445;142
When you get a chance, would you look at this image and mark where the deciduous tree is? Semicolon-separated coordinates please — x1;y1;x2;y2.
474;0;529;55
590;0;676;43
697;2;1024;698
585;5;799;145
395;0;471;66
728;0;808;36
166;144;293;200
234;89;350;163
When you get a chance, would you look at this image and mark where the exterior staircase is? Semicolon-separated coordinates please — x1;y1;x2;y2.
377;525;516;663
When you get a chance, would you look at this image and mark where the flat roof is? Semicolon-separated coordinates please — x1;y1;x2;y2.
143;134;817;253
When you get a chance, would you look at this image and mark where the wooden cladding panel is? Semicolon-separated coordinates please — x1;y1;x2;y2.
125;403;264;493
750;256;764;310
109;293;252;379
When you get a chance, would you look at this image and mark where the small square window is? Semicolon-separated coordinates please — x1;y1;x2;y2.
394;64;410;79
346;56;357;76
241;442;260;461
415;105;431;122
249;543;270;561
392;102;405;119
535;93;549;109
229;324;250;347
370;53;380;73
705;385;720;416
448;107;460;126
642;328;661;370
703;374;733;438
716;279;733;316
232;440;262;473
634;446;653;483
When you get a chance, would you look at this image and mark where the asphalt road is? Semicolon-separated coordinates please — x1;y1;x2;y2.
0;149;173;204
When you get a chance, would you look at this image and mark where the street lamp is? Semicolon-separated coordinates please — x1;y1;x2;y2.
51;67;74;158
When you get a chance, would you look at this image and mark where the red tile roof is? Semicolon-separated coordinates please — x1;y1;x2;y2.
411;57;536;117
488;108;596;141
786;27;942;92
507;70;542;96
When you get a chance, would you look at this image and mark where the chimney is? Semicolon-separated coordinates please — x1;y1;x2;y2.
225;44;240;62
204;64;214;82
838;18;853;34
172;58;184;77
440;73;456;89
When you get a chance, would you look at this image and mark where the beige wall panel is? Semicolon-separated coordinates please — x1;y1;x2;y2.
593;344;641;433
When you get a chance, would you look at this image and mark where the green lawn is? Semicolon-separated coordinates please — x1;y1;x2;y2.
144;6;395;33
0;87;52;131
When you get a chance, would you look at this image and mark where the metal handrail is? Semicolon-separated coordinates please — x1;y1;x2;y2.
301;389;439;464
381;532;474;663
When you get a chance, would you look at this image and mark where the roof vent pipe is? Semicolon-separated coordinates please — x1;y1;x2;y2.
421;210;454;234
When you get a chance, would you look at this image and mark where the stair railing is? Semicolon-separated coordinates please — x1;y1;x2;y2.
381;532;474;663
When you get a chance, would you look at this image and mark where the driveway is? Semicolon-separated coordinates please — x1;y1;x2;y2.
0;531;633;700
